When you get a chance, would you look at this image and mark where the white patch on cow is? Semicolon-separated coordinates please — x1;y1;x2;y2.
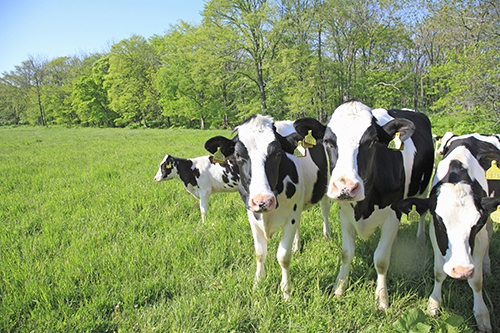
432;145;488;193
436;131;454;155
237;115;277;201
434;182;479;276
274;120;294;136
327;101;372;199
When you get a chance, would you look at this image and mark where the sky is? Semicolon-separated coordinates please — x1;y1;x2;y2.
0;0;207;74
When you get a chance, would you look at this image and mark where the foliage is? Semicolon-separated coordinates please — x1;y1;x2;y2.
0;0;499;130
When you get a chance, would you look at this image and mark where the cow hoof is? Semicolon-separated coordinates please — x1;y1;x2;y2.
427;298;440;317
375;297;388;311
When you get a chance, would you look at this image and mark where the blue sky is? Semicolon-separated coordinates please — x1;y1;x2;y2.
0;0;207;74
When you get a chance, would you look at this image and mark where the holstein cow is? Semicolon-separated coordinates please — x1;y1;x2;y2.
434;132;500;275
398;139;500;333
153;153;239;223
204;115;329;300
293;100;434;310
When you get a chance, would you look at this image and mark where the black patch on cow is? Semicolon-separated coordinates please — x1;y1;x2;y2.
285;182;296;199
309;142;329;205
275;154;299;196
172;158;199;188
254;212;262;220
432;213;449;256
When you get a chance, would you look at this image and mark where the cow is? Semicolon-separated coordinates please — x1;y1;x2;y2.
433;132;500;275
204;115;330;300
293;100;434;310
153;153;239;223
398;140;500;333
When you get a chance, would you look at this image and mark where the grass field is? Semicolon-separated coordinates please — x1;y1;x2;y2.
1;126;500;332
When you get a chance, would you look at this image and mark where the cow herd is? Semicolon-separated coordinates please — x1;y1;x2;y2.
154;100;500;332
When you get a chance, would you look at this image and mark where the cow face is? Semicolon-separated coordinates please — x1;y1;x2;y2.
398;173;500;280
154;154;177;182
295;101;415;202
205;115;296;213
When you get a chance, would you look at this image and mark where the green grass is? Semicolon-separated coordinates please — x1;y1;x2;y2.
1;126;500;332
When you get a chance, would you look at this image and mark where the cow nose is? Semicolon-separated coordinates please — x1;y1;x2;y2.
450;266;474;279
329;179;361;200
250;195;276;212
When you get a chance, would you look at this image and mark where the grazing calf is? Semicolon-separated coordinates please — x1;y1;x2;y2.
398;141;500;333
205;115;329;300
154;153;239;223
294;100;434;310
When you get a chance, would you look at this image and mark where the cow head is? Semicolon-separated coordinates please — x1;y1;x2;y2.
205;115;296;213
294;100;415;201
398;163;500;280
154;154;177;182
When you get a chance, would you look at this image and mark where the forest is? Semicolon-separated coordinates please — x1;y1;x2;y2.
0;0;498;133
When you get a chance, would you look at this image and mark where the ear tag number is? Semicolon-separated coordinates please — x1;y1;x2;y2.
490;205;500;223
166;161;172;169
213;147;226;164
294;141;307;157
303;130;316;148
407;205;421;222
485;160;500;180
388;132;404;151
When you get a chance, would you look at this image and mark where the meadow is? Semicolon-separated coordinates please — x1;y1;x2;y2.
1;126;499;332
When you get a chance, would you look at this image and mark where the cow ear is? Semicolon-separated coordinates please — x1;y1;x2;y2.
283;132;303;147
397;197;431;215
294;117;326;140
204;136;236;157
480;197;500;215
276;132;297;155
379;118;416;144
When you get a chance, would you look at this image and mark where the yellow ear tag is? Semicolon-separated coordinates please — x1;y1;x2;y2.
303;130;316;148
166;161;172;169
213;147;226;164
485;160;500;180
294;141;307;157
490;205;500;223
388;132;404;151
407;205;421;223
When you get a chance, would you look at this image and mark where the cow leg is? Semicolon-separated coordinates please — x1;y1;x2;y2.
199;192;210;223
248;212;267;289
469;230;491;333
333;209;357;297
428;225;446;317
416;211;426;245
278;216;300;301
483;218;493;276
374;215;399;311
320;196;331;240
292;228;301;253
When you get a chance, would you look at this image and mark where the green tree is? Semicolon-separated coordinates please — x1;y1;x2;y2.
106;35;162;127
72;57;117;126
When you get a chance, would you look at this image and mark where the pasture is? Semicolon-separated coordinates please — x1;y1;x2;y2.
1;126;499;332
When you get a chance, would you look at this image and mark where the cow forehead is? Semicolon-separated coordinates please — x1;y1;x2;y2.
160;154;170;165
237;115;277;154
435;182;481;231
327;102;373;142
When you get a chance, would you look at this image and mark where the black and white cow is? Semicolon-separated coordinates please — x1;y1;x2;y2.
293;100;434;310
205;115;330;300
434;132;500;275
398;139;500;333
154;153;239;223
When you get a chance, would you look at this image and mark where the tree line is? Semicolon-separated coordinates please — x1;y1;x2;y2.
1;0;499;133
